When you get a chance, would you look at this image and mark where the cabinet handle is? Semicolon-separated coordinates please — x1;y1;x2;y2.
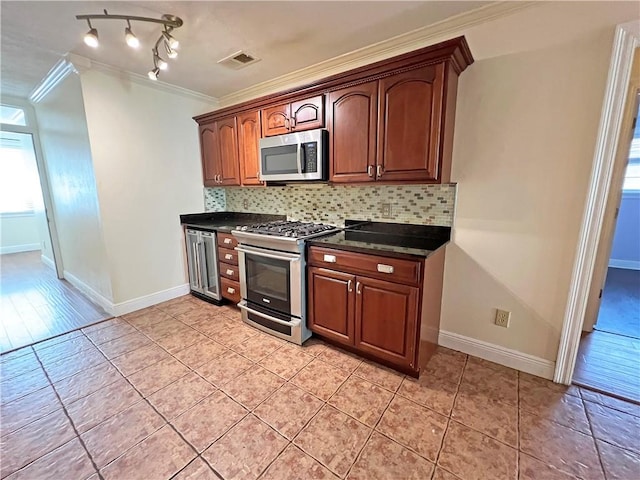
347;279;353;292
323;254;337;263
224;238;232;244
356;281;362;294
291;115;296;129
377;165;383;177
225;254;233;260
227;287;235;294
226;269;234;276
285;117;291;130
377;264;394;274
367;165;373;177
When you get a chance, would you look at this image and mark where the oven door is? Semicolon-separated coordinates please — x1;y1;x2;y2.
236;245;302;318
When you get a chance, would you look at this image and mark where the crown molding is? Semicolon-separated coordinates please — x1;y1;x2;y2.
216;1;537;108
29;53;218;106
84;58;219;106
28;54;90;103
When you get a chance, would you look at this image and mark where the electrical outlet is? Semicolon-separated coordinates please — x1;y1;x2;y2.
495;309;511;328
381;203;392;218
242;199;249;209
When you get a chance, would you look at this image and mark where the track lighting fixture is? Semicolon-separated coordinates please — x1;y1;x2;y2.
124;20;139;49
83;20;99;48
76;10;183;80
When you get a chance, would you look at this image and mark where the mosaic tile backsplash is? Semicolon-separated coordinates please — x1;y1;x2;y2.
204;184;456;227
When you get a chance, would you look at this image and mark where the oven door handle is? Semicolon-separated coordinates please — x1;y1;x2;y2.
238;302;301;327
235;245;300;261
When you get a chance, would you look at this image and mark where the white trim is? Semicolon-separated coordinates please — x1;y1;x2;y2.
609;259;640;270
74;56;219;106
63;270;115;316
111;284;190;317
28;56;83;103
439;330;556;380
217;2;536;108
41;254;55;270
555;22;640;385
0;243;40;255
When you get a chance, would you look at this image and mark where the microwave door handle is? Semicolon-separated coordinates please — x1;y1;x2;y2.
299;143;306;174
297;143;303;174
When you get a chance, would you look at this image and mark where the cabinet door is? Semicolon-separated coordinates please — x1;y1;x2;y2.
216;117;241;186
237;110;262;186
355;276;419;367
291;95;324;132
199;123;218;187
308;267;355;346
328;83;377;183
377;64;445;182
262;103;290;137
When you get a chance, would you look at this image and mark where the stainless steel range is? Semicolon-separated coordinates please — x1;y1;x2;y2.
232;221;340;344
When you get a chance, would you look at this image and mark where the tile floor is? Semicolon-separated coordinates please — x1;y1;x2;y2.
1;295;639;480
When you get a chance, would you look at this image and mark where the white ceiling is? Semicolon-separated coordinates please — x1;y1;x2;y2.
1;1;491;100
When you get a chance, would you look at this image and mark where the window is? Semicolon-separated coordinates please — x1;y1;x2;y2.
623;104;640;192
0;131;40;215
0;105;27;126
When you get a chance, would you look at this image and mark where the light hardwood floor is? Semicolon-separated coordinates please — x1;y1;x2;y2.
0;251;110;353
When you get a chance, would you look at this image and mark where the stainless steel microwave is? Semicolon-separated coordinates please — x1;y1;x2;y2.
259;128;328;182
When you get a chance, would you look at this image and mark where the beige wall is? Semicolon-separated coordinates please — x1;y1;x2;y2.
79;70;216;305
0;215;40;253
35;74;113;300
439;2;638;361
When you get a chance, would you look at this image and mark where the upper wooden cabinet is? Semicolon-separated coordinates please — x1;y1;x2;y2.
200;118;240;187
327;82;378;183
195;36;473;186
237;110;262;186
199;123;218;186
261;95;324;137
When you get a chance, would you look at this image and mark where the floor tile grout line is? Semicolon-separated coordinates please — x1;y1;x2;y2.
583;398;613;479
30;348;105;480
431;353;467;478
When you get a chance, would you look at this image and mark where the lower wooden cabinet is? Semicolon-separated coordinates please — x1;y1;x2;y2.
308;246;444;376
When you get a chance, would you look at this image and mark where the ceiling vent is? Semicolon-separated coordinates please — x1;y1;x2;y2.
218;50;261;70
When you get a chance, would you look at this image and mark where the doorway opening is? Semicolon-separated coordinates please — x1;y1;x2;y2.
573;97;640;403
0;103;109;353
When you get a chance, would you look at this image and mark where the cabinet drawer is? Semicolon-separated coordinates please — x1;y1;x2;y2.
221;278;241;303
217;233;238;249
219;264;240;281
308;246;421;285
218;247;238;265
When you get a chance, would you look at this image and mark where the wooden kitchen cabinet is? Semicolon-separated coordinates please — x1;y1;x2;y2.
355;276;419;366
195;36;472;187
307;245;444;376
261;95;324;137
308;267;355;345
377;65;444;182
237;110;262;186
200;117;241;187
327;82;378;183
217;233;241;303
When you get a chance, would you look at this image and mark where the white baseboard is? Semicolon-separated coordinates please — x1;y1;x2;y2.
438;330;556;380
112;284;190;317
0;243;40;255
609;259;640;270
63;270;115;316
41;254;55;270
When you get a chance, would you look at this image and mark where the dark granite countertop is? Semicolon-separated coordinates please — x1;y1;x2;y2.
179;212;286;233
307;220;451;259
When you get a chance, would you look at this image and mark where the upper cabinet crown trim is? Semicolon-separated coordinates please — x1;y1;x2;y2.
194;36;473;125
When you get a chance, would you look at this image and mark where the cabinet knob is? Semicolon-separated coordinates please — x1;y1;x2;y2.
224;238;232;244
226;269;234;276
323;254;337;263
225;254;233;260
227;287;235;294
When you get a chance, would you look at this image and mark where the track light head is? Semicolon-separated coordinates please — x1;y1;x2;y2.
124;22;139;48
148;67;160;80
153;50;168;70
162;30;179;50
83;20;99;48
165;41;178;59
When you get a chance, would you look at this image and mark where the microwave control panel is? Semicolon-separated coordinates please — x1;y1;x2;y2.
302;142;318;173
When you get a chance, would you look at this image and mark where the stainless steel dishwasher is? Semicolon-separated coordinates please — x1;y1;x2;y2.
185;228;221;303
